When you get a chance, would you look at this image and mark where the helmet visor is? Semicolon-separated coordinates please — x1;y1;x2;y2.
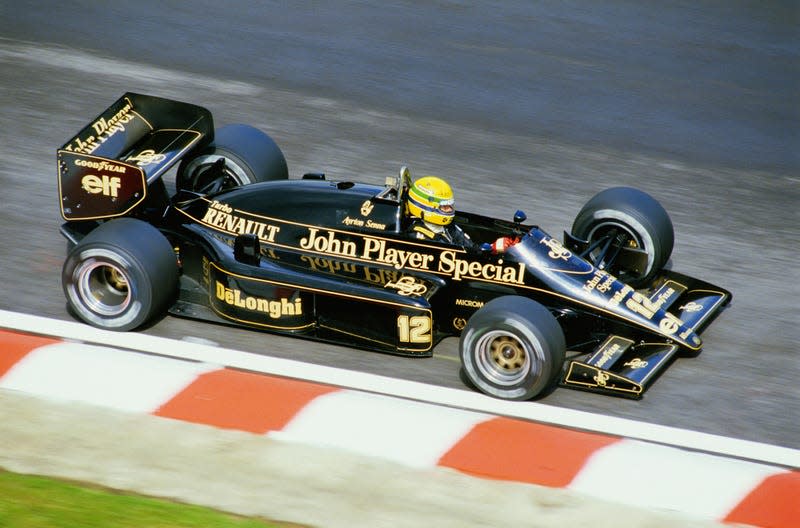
437;201;454;216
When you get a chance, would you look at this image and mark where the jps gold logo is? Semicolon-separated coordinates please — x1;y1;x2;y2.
680;301;704;313
360;199;374;216
385;276;427;297
593;371;610;387
452;317;467;331
624;358;648;369
540;236;572;261
126;149;167;166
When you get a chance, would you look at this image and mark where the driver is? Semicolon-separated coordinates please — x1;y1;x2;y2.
406;176;472;246
406;175;516;252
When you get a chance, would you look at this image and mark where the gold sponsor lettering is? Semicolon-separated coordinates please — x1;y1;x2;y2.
65;101;136;154
215;281;301;318
650;287;676;311
201;201;280;243
300;227;358;257
583;269;608;293
597;275;614;293
584;274;601;292
594;343;620;369
65;134;98;155
659;313;681;335
455;298;484;308
362;238;435;270
438;251;525;284
290;228;524;285
91;102;134;137
74;158;127;173
81;174;121;197
608;284;632;308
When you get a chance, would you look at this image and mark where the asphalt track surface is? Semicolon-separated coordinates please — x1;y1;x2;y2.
1;2;798;449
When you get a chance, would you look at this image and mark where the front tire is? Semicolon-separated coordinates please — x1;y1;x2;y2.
176;124;288;193
62;218;178;331
571;187;674;287
459;296;565;400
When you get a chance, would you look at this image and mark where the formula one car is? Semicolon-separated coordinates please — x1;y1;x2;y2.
57;93;731;400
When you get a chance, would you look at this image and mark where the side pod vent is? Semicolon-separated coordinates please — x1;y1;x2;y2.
234;233;261;266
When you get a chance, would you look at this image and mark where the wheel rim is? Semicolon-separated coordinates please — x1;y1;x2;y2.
586;221;649;277
74;259;131;316
180;154;249;193
475;330;534;386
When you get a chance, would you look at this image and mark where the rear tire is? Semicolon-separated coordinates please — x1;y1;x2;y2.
62;218;178;331
176;124;288;193
459;296;565;400
571;187;673;287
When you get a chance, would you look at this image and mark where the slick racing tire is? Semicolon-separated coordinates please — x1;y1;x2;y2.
62;218;178;331
459;296;565;400
176;124;288;193
571;186;674;287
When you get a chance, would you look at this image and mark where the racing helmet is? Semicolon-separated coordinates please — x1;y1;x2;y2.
407;176;455;226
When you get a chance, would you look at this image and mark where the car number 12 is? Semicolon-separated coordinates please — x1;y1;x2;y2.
397;315;431;343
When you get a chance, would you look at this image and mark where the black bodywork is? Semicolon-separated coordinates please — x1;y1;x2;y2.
57;93;731;399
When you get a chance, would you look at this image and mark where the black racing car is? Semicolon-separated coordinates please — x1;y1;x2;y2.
57;93;731;400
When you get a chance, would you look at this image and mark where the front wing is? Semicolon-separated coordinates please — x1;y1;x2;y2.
560;270;730;398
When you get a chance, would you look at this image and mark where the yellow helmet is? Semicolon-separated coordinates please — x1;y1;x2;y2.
407;176;455;226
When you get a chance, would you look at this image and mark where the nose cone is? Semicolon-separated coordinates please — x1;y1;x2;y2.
582;276;703;350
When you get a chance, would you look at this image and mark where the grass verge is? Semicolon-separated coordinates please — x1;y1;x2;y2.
0;470;306;528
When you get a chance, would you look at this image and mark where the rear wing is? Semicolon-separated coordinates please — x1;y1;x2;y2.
57;92;214;221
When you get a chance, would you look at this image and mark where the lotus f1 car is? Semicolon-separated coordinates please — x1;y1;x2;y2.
56;93;731;400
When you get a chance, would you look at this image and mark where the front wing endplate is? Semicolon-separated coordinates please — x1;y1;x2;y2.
560;335;679;398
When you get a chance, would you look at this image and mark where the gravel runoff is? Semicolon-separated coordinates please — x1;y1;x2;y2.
0;391;727;528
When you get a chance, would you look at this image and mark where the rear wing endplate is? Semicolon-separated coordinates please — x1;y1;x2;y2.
57;92;214;221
